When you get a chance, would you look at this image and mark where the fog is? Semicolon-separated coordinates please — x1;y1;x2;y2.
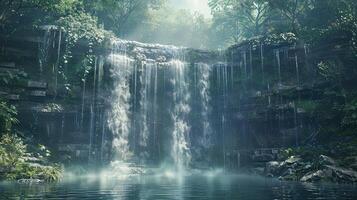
124;0;213;49
169;0;212;18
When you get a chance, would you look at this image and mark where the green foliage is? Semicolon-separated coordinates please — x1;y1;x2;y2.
296;100;317;113
209;0;356;48
8;163;62;182
0;134;63;182
0;0;78;28
317;61;342;81
83;0;165;36
57;12;112;47
56;11;113;86
0;101;18;134
0;134;26;169
0;69;27;86
280;146;329;161
210;0;271;41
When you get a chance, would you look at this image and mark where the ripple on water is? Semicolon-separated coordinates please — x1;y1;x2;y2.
1;174;357;200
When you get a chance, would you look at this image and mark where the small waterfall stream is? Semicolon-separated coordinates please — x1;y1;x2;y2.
38;28;52;78
107;42;133;162
170;59;192;170
196;63;212;149
138;61;152;149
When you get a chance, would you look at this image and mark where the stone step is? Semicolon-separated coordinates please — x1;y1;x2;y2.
0;62;16;68
0;91;8;96
0;68;20;74
29;90;46;97
27;81;47;89
6;94;20;100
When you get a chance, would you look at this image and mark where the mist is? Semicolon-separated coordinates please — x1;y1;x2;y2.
122;0;214;49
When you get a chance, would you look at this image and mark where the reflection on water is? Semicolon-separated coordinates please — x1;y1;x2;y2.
1;173;357;200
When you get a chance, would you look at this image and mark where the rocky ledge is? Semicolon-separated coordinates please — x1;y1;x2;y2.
265;155;357;184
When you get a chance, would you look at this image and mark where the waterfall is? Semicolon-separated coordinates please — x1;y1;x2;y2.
170;59;192;170
54;29;62;97
80;79;86;131
214;61;229;169
104;39;220;170
38;28;52;78
101;112;107;163
295;53;300;86
89;104;95;161
60;113;65;142
138;61;152;149
275;50;282;85
153;63;158;157
249;46;253;79
107;42;134;161
243;51;247;77
260;43;265;84
196;63;212;149
89;58;98;159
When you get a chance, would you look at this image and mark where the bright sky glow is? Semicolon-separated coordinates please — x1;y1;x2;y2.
169;0;212;18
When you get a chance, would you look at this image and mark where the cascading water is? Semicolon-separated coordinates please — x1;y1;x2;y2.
138;61;152;149
107;42;133;162
104;39;226;173
275;49;282;85
104;40;194;171
196;63;213;149
169;59;192;170
260;43;265;84
295;52;300;86
137;61;159;162
38;27;52;78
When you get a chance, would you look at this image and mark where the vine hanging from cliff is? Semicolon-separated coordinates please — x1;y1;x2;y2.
56;11;114;88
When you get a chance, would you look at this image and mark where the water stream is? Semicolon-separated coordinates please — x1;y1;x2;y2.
107;41;133;162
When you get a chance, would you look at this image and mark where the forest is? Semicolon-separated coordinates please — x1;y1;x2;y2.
1;0;357;199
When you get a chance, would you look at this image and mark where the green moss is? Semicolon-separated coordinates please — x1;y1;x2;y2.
296;101;318;113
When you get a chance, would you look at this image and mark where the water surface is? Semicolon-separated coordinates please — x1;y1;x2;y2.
1;174;356;200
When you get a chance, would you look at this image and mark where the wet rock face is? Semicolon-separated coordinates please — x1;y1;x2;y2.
109;39;220;64
17;179;44;184
265;161;280;175
300;170;327;182
300;165;357;183
319;155;336;166
266;155;357;183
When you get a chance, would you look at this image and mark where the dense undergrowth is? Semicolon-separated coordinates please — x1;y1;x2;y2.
0;101;62;182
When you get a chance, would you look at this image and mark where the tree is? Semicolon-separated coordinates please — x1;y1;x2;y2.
267;0;313;33
84;0;165;36
0;0;22;24
209;0;271;44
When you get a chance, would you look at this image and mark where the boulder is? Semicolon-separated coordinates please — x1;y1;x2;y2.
279;168;300;181
300;170;328;182
284;156;302;165
300;165;357;183
265;161;280;174
319;155;336;166
324;165;357;183
17;179;44;184
265;153;357;183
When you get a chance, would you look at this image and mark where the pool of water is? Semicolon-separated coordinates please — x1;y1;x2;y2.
1;173;356;200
